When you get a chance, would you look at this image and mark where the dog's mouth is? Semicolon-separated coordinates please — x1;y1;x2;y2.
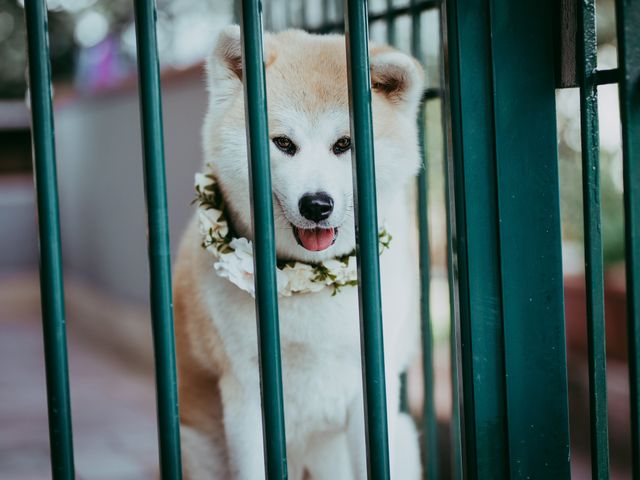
292;226;338;252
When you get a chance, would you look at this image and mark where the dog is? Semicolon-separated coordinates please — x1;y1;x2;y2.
173;26;425;479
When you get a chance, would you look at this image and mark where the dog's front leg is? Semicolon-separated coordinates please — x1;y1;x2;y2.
347;375;400;480
346;397;367;480
220;373;266;480
304;431;352;479
385;373;400;477
387;373;421;480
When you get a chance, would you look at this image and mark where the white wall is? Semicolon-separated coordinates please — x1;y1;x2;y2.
0;176;38;273
55;72;207;304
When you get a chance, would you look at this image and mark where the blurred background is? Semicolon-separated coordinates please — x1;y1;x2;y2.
0;0;629;478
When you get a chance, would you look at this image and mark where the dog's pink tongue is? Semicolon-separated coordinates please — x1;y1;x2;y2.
297;227;335;251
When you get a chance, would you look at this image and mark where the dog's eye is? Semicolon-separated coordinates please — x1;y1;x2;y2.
272;136;297;155
332;136;351;155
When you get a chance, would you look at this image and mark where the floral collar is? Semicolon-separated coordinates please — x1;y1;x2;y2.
194;172;391;297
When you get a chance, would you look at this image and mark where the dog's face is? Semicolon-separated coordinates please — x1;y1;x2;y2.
202;27;424;263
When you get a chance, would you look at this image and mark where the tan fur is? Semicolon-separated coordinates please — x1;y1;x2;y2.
174;219;230;478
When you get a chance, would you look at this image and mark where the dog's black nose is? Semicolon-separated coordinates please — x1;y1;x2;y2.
299;192;334;222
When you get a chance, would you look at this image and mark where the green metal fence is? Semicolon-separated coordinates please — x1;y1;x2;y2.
22;0;640;478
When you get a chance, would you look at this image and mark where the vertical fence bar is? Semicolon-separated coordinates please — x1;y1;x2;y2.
233;0;242;26
285;0;293;29
344;1;391;478
385;0;396;46
439;2;463;478
489;0;571;477
23;1;75;478
616;1;640;478
335;0;343;23
132;1;182;478
443;122;464;480
322;0;330;27
239;1;288;478
577;0;610;477
300;0;307;30
443;0;510;477
417;101;439;480
411;5;439;479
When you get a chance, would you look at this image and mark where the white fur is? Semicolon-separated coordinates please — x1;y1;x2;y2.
179;28;424;479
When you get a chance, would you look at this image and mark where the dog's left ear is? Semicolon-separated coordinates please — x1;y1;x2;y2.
369;49;425;113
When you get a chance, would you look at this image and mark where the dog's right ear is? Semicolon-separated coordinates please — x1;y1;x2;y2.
206;25;242;108
208;25;243;83
206;25;276;107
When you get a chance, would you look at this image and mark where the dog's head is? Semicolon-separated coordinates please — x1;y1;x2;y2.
202;26;424;262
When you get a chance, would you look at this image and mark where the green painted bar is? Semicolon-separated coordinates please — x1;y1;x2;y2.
577;0;610;477
399;372;409;413
322;0;330;26
335;0;344;24
437;4;463;478
132;1;182;478
417;103;439;480
285;0;295;29
444;0;510;477
411;5;439;478
615;1;640;478
385;0;396;46
312;1;441;35
594;68;620;86
300;0;307;30
489;0;571;477
23;1;75;478
343;1;390;478
233;0;241;27
239;0;288;478
445;169;463;480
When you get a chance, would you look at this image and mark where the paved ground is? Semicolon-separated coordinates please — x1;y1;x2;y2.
0;305;159;479
0;273;631;479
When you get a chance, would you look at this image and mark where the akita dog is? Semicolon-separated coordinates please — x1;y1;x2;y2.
174;26;425;479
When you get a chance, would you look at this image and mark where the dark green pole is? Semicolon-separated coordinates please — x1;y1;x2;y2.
385;0;396;46
322;0;329;26
417;103;439;480
445;0;571;478
616;1;640;478
239;1;288;478
23;1;75;478
490;0;570;476
344;1;391;478
439;2;463;478
132;1;182;478
411;4;439;478
577;0;610;477
444;0;509;476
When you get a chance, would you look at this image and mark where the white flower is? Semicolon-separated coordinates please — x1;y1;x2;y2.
321;257;358;285
229;237;253;255
213;238;256;296
199;207;228;239
344;256;358;281
276;268;293;296
279;262;325;295
194;172;214;193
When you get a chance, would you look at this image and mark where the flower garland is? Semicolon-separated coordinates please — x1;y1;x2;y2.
194;172;392;297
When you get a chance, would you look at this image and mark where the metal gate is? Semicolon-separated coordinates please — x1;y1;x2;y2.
22;0;639;478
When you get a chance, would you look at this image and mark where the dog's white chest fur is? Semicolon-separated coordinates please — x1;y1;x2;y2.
185;190;420;479
199;254;363;438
